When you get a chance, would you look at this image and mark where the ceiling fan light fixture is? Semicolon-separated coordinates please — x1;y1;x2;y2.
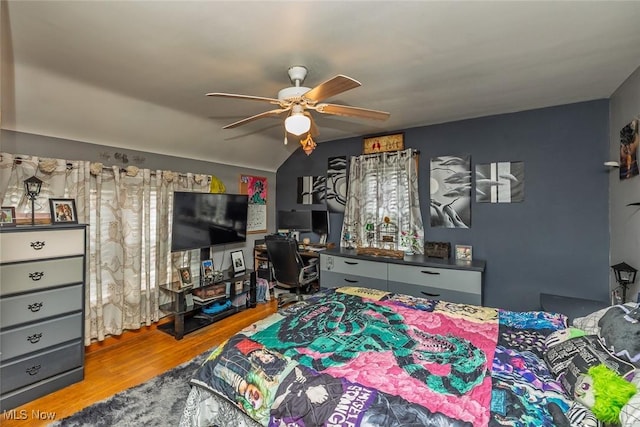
284;106;311;136
300;133;317;155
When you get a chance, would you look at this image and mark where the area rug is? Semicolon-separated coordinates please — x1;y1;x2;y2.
49;351;209;427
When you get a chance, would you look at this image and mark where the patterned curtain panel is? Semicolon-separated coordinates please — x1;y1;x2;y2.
341;149;424;253
0;153;210;344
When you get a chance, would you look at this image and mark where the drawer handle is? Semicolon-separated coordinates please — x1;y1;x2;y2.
421;270;441;275
421;291;440;297
344;261;358;265
29;272;45;281
28;302;44;312
30;241;46;250
26;365;42;376
344;278;359;283
27;333;43;344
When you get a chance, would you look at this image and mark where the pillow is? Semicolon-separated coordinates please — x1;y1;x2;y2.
543;335;635;380
573;303;639;334
598;305;640;367
569;364;637;424
620;371;640;427
544;327;586;349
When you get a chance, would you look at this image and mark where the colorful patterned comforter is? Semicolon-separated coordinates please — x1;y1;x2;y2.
186;287;574;426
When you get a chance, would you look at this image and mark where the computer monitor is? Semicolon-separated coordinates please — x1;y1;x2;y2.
311;210;329;244
277;210;312;232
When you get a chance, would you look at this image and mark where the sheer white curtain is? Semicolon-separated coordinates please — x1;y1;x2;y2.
341;149;424;253
0;153;210;344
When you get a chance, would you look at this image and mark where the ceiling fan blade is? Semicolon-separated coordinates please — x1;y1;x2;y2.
314;103;390;121
222;108;289;129
206;92;281;105
302;75;361;103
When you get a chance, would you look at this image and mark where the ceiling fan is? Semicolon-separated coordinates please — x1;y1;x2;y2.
206;65;390;154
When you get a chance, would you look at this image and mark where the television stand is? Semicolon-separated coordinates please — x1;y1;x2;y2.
159;269;256;339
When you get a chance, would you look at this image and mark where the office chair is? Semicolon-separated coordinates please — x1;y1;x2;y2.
265;234;319;308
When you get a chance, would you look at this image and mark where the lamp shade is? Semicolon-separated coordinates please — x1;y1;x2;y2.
24;176;43;198
611;262;637;285
285;113;311;136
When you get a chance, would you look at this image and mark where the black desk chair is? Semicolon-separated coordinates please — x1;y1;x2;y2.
265;234;318;308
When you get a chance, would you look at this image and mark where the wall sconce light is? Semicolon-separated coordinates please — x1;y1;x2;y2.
24;175;43;226
611;262;637;303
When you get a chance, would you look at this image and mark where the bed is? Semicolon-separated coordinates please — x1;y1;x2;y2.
179;286;640;427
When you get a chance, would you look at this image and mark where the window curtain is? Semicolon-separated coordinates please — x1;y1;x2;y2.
341;149;424;253
0;153;210;345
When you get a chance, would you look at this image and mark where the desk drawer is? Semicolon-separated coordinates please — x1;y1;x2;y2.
1;285;83;328
1;341;82;393
320;255;387;280
388;264;481;294
389;281;481;306
0;257;84;296
321;271;388;292
0;312;82;361
0;228;85;263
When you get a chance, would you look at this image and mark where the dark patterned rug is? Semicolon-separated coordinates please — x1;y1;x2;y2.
49;351;209;427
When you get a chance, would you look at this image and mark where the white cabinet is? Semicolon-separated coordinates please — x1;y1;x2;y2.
320;249;484;305
0;225;86;411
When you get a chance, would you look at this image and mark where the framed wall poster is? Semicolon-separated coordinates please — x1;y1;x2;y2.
178;267;192;288
49;198;78;224
0;206;16;227
231;250;246;274
239;175;267;233
455;245;473;261
363;133;404;154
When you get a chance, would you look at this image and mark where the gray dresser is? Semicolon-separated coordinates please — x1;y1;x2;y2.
0;225;86;411
320;248;485;305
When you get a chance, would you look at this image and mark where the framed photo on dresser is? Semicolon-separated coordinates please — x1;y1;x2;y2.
0;207;16;227
49;199;78;224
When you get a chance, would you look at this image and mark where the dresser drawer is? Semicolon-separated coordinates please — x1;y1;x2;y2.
0;367;84;412
0;256;84;296
0;228;85;263
1;284;83;328
0;312;83;361
388;281;482;306
1;341;82;393
321;270;388;291
388;264;481;295
320;255;387;280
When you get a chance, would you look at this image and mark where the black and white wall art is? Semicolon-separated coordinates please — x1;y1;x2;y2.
325;156;348;213
430;155;471;228
475;161;525;203
297;176;324;205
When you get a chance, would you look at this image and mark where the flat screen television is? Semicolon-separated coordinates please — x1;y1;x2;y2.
171;192;248;252
277;210;312;231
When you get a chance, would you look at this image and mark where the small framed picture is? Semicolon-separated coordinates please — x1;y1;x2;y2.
455;244;473;261
0;206;16;227
231;250;246;274
178;267;192;288
49;199;78;224
201;259;214;279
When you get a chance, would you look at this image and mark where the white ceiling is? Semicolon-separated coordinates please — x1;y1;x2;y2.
2;1;640;172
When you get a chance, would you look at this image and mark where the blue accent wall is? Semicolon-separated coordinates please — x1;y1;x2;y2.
277;100;610;311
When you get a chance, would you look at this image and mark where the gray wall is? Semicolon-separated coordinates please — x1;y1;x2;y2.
277;100;610;311
0;129;276;271
609;66;640;302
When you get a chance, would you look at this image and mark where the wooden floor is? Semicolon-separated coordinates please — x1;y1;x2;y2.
1;300;277;427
